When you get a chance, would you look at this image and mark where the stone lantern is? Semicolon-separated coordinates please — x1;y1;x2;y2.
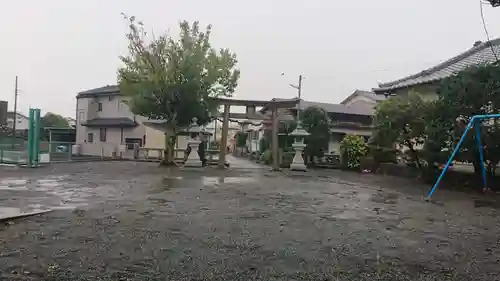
184;117;203;168
289;121;309;171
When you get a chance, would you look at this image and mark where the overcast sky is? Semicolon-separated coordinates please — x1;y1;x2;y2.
0;0;499;117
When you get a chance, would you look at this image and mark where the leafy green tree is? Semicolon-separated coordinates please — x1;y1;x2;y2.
41;112;69;128
235;132;247;147
370;92;428;168
340;134;368;170
426;64;500;177
118;15;240;164
300;106;331;160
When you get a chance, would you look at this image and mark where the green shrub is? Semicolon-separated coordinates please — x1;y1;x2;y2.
280;151;294;168
262;149;273;165
360;156;376;171
369;145;398;164
235;132;247;147
340;135;368;170
259;137;270;153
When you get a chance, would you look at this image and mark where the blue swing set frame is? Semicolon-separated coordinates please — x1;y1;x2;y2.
427;114;500;199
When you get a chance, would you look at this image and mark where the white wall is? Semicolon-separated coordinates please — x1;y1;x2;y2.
7;113;29;130
76;95;146;158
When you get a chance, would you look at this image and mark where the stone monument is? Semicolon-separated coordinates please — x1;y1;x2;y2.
184;117;203;168
289;121;309;171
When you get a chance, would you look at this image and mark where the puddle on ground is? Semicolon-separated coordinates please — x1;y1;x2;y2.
0;179;28;190
0;207;24;218
0;206;50;219
203;177;255;186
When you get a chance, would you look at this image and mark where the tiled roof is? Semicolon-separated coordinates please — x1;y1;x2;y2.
300;100;375;116
77;85;120;98
82;117;137;127
374;39;500;93
340;90;386;104
270;98;374;116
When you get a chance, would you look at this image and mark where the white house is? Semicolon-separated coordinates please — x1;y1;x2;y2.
75;85;147;158
260;91;382;154
6;112;29;131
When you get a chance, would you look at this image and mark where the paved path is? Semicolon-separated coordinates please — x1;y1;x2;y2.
226;154;265;169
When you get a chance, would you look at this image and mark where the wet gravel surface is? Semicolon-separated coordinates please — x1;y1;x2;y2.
1;161;500;280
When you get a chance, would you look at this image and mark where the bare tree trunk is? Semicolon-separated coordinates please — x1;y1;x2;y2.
161;129;175;166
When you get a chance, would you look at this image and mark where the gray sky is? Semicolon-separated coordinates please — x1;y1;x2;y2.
1;0;499;118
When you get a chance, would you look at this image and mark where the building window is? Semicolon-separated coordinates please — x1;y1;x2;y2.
78;111;85;122
125;138;142;150
99;128;107;142
87;133;93;143
97;102;103;112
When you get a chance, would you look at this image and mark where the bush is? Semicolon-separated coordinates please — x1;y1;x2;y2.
259;137;270;153
369;146;398;164
235;132;247;147
262;149;273;165
280;151;294;168
360;156;376;171
340;135;368;170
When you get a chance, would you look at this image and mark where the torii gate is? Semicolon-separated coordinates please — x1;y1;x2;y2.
209;97;300;170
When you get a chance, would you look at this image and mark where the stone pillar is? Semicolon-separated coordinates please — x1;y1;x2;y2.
218;104;230;168
184;118;202;168
271;107;279;170
289;121;310;171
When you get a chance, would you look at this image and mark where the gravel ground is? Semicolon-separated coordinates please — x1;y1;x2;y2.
1;161;500;280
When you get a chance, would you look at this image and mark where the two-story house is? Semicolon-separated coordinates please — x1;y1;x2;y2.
76;85;147;158
260;91;377;154
7;112;29;131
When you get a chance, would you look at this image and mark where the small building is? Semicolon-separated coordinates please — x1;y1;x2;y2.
260;92;376;154
373;39;500;98
66;117;76;128
75;85;148;158
6;112;29;131
340;90;386;107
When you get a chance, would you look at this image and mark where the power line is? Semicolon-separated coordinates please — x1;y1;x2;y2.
479;0;499;62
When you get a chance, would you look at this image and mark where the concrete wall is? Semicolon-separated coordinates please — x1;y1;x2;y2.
78;126;145;158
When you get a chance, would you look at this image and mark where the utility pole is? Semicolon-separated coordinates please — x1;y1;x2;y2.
12;76;18;148
289;75;303;120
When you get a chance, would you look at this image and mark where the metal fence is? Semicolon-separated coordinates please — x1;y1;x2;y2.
48;141;75;162
0;150;28;165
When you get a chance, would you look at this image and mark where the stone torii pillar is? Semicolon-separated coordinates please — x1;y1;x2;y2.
218;104;230;168
271;107;280;171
